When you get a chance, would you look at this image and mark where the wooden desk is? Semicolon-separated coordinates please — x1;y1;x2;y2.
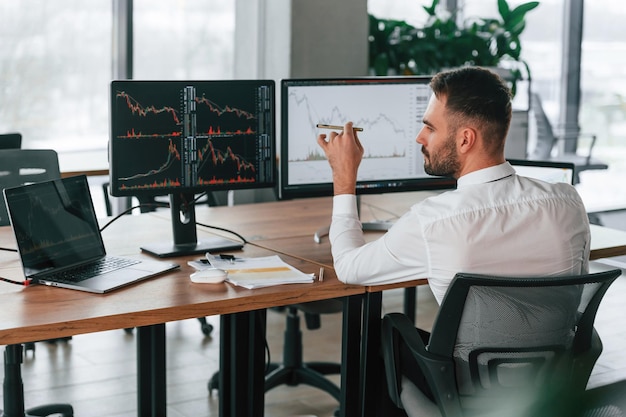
57;149;109;178
185;197;626;417
0;213;364;417
3;194;626;417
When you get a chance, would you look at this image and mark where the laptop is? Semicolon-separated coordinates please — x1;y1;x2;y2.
3;175;179;293
508;159;576;185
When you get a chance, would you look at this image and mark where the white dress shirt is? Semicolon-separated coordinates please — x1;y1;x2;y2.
329;162;590;304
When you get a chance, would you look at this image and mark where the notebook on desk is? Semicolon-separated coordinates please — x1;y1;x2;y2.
3;175;179;293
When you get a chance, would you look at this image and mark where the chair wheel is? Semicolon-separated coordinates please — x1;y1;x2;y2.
197;317;213;336
208;371;220;394
200;322;214;336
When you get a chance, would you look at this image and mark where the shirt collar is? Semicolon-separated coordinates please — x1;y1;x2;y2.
456;162;516;188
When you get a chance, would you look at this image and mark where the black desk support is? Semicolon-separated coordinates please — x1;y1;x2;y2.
339;295;363;417
2;344;74;417
217;295;363;417
219;310;267;417
137;324;167;417
2;345;25;417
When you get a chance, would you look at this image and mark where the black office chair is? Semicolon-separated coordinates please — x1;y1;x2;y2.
209;299;344;403
0;149;61;226
381;269;622;417
0;149;74;416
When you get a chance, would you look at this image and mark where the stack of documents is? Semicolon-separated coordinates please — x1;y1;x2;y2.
207;254;315;289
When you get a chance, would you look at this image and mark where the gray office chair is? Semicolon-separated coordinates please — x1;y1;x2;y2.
0;149;61;226
0;149;73;416
0;132;22;149
381;269;622;417
528;93;608;184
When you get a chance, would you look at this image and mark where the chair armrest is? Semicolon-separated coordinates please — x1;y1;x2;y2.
382;313;462;416
570;328;603;393
555;133;598;163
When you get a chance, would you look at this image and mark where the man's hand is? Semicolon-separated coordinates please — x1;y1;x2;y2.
317;121;364;195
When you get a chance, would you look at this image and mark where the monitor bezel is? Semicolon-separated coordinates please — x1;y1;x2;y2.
278;76;456;200
109;79;277;198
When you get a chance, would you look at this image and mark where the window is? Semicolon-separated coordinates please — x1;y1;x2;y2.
0;1;235;155
580;1;626;170
0;1;111;152
133;0;234;80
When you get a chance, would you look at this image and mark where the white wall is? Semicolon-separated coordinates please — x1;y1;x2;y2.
231;0;369;204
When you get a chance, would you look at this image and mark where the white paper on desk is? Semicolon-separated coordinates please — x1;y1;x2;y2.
207;255;314;289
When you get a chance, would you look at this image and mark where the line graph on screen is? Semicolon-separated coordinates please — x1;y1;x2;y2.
285;82;431;185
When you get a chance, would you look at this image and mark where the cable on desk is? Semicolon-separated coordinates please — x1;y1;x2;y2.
98;196;249;245
0;245;27;285
196;221;248;245
191;192;249;244
98;202;170;232
0;276;31;286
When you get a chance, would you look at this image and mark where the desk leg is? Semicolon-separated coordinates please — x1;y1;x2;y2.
339;295;363;417
137;324;166;417
219;310;266;417
2;344;25;417
360;292;383;417
404;287;416;324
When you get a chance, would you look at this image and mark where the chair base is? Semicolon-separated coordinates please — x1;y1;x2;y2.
265;361;341;401
0;404;74;417
208;361;341;401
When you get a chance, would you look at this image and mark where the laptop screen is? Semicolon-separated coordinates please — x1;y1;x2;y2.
508;159;575;185
3;175;106;277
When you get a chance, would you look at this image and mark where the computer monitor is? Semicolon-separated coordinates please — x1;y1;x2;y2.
508;159;575;185
280;76;456;242
279;76;456;200
109;79;275;257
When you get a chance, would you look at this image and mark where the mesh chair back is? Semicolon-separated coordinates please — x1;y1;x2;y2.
427;271;620;416
529;93;557;159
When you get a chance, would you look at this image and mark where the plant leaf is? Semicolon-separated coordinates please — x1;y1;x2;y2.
498;0;511;20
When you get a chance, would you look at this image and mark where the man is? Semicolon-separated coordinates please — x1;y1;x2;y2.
317;66;590;304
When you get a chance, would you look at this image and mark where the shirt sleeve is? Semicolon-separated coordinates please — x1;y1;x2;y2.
329;195;429;285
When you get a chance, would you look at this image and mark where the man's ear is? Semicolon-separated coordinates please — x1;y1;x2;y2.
457;127;478;155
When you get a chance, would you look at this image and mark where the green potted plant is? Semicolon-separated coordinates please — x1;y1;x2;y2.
369;0;539;95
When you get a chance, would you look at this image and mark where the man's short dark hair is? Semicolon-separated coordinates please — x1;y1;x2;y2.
430;66;513;153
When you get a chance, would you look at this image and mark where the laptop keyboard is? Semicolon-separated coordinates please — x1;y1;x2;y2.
47;257;141;284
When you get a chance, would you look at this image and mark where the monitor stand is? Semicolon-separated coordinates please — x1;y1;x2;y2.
141;193;243;258
313;195;394;243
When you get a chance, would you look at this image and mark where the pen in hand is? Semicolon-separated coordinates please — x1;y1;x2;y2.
316;124;363;132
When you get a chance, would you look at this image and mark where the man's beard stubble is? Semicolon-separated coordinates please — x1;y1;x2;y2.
422;134;460;178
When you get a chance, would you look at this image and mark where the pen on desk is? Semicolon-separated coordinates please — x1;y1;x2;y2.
319;267;324;282
316;123;364;132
